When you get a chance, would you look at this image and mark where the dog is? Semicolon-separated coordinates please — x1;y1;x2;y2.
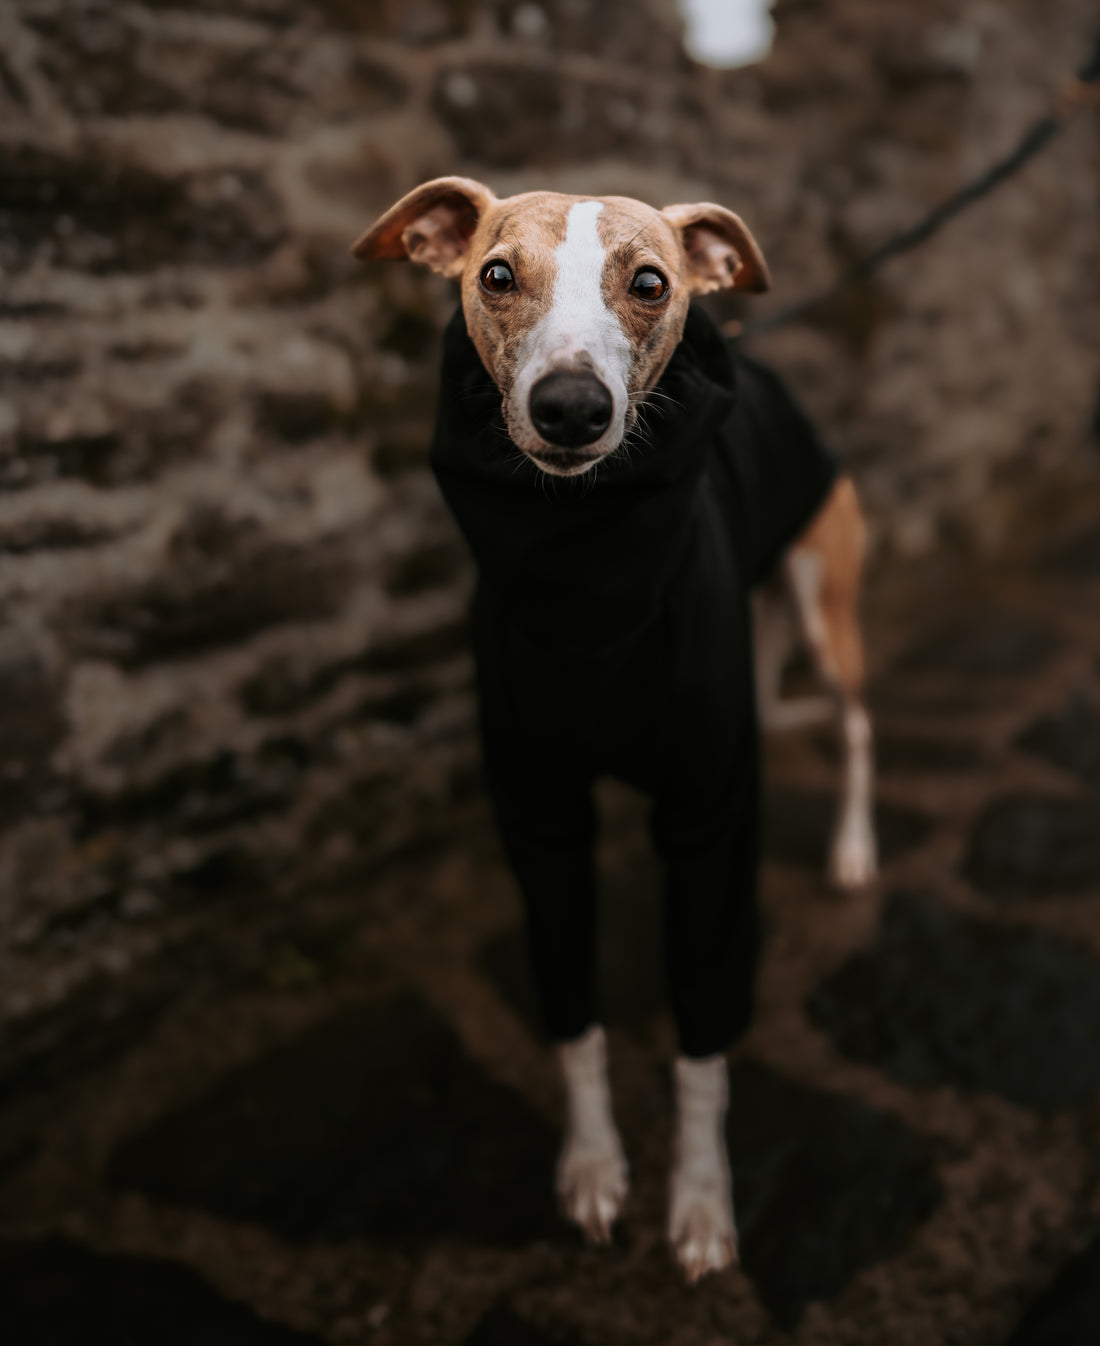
352;178;876;1281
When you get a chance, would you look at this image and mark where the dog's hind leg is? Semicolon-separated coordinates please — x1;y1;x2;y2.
785;477;878;889
752;581;834;731
556;1024;629;1243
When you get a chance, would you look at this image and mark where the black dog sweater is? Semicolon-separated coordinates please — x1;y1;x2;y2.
430;303;838;1057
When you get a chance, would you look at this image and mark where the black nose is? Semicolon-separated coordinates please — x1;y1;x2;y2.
529;372;613;448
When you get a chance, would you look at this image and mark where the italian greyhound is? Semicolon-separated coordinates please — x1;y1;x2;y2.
352;178;876;1282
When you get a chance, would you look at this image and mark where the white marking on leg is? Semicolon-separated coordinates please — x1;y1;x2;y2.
510;201;632;454
830;699;878;888
785;549;834;678
754;586;835;730
669;1054;737;1283
556;1024;628;1243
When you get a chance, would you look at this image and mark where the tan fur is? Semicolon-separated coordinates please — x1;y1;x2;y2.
790;477;866;700
458;192;572;400
660;202;771;295
350;176;495;275
596;198;692;397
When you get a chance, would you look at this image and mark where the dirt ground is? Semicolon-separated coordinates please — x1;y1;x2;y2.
2;462;1100;1346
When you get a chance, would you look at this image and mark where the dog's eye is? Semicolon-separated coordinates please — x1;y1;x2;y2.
630;268;667;302
480;261;516;293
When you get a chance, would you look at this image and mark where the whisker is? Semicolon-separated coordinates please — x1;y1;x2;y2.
630;386;683;414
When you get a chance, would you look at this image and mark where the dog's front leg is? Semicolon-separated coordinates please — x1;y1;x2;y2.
669;1054;737;1282
556;1024;628;1243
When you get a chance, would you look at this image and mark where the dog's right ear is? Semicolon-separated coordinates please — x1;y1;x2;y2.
350;177;496;279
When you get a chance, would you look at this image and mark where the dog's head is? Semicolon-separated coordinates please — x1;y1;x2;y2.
353;178;769;477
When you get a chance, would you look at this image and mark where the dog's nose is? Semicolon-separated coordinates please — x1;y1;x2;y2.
529;372;613;448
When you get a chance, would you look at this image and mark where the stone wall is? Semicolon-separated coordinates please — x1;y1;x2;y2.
0;0;1097;1074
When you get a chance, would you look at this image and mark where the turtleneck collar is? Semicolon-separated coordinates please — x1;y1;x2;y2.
430;302;738;489
427;301;748;656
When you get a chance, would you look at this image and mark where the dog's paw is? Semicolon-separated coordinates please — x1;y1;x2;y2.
668;1179;738;1284
829;817;878;890
556;1138;628;1244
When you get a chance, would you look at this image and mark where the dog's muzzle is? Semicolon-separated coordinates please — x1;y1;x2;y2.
529;372;613;449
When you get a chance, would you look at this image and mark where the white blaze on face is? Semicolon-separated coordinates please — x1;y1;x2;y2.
511;200;632;454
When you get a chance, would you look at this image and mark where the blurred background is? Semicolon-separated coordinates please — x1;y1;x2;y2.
1;2;1099;1343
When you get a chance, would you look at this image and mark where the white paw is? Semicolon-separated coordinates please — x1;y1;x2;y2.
556;1138;628;1244
669;1178;738;1284
829;818;878;889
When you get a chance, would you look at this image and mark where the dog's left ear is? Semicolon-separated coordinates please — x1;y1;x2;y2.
661;203;770;295
351;176;497;278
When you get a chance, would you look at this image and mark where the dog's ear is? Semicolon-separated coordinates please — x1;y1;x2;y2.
661;203;770;295
350;177;496;278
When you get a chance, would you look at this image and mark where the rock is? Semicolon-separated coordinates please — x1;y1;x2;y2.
0;966;180;1098
0;1238;326;1345
350;57;410;114
808;891;1100;1110
962;793;1100;900
353;683;439;728
0;147;285;276
78;511;354;667
893;612;1061;677
78;738;310;837
0;634;65;834
12;381;220;488
194;45;313;136
1043;523;1100;576
0;1134;37;1180
0;515;123;553
463;1306;595;1346
363;620;470;673
432;66;650;169
371;418;434;477
107;994;561;1246
384;539;467;597
254;389;353;444
728;1060;941;1329
1015;695;1100;786
1004;1226;1100;1346
28;7;185;118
